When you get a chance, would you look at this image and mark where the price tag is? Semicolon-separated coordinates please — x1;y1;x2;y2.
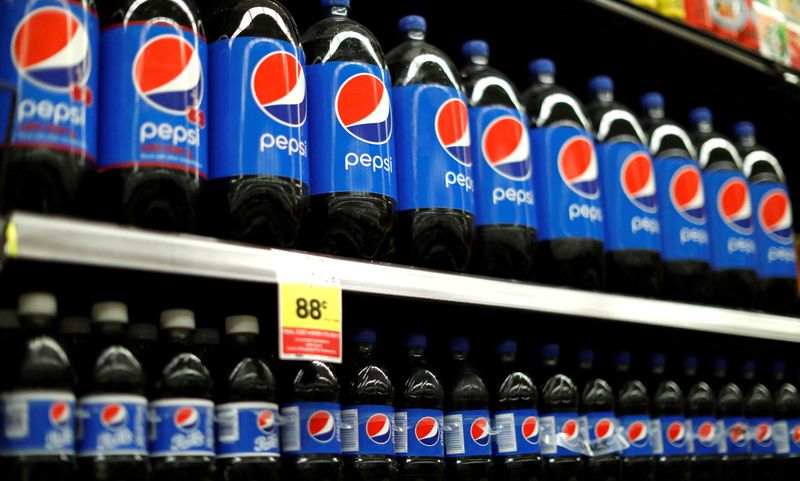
275;252;342;363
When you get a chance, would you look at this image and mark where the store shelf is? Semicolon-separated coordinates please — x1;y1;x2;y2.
2;212;798;342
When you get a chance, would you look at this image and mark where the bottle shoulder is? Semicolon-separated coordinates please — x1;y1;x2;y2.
521;84;590;130
301;16;386;67
205;0;300;44
99;0;204;32
461;65;523;111
386;41;461;89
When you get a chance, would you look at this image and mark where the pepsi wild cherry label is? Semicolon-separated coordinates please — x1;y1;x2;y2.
394;408;444;458
0;0;98;159
341;404;395;455
215;402;280;458
148;399;215;456
702;171;757;270
492;409;541;455
280;402;341;454
750;183;797;278
443;410;491;457
77;394;148;456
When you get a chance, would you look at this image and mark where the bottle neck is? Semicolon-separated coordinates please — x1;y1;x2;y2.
355;342;375;360
499;352;516;364
404;30;425;41
329;5;349;17
21;314;55;335
739;134;756;147
594;90;614;103
535;73;555;85
695;121;713;133
407;347;426;363
647;107;664;120
468;54;489;66
451;350;468;362
94;322;127;342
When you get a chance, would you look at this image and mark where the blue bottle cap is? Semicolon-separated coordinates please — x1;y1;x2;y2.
450;336;470;352
615;350;631;366
733;121;756;140
322;0;350;7
588;75;614;93
640;91;664;111
689;107;713;125
462;39;489;59
406;332;427;349
355;328;377;344
529;58;555;76
743;360;756;374
651;353;666;369
713;357;727;372
578;349;594;364
683;355;698;371
541;343;560;359
497;339;518;355
772;361;786;375
398;15;426;33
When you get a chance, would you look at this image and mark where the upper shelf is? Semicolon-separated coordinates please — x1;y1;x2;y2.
2;212;798;343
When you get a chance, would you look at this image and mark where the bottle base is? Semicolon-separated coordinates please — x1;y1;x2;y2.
757;277;798;315
397;208;475;273
535;238;606;290
711;269;757;309
663;260;712;304
471;224;536;280
492;454;543;481
605;249;663;298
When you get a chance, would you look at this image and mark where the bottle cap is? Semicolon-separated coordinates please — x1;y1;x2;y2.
462;39;489;59
18;292;57;316
399;15;426;34
128;322;157;341
406;332;427;349
59;316;90;335
713;357;727;373
497;339;517;355
640;91;664;110
529;58;555;76
541;343;560;359
683;355;698;371
689;107;712;125
450;336;470;353
588;75;614;93
772;361;786;376
733;120;755;140
194;328;219;345
160;309;195;330
355;328;377;344
91;301;128;324
615;350;631;366
578;348;594;364
321;0;349;7
225;315;259;335
651;353;666;368
743;360;756;374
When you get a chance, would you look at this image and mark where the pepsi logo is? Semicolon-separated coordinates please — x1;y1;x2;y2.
174;406;200;432
307;410;336;443
133;34;204;125
717;178;753;235
521;416;539;444
666;421;686;447
670;165;706;224
435;98;471;166
627;420;649;447
481;115;530;180
758;189;793;244
594;418;614;441
755;422;772;446
696;421;716;446
366;413;392;445
561;418;579;442
621;152;657;213
729;422;748;447
49;401;71;428
791;423;800;445
251;51;306;127
471;417;490;446
415;416;440;447
257;409;275;433
558;136;599;199
100;404;128;431
335;73;392;145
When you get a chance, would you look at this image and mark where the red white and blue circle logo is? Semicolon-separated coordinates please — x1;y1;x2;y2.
594;418;615;441
627;420;649;447
100;404;128;431
257;409;275;434
621;152;657;213
251;51;306;127
435;98;471;166
561;418;579;443
366;413;392;445
758;189;793;244
670;165;705;224
335;73;392;145
307;410;336;443
174;406;200;432
729;422;748;447
481;116;530;180
696;421;716;447
415;416;440;447
667;420;686;447
791;423;800;446
754;422;772;446
521;416;539;444
717;178;753;235
470;417;490;446
49;401;71;429
558;136;599;199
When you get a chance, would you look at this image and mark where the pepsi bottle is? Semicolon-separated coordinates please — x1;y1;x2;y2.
0;309;20;394
301;0;396;260
460;41;537;280
150;309;215;481
386;16;475;272
127;321;158;396
393;333;445;481
279;360;342;481
4;292;77;481
341;329;396;481
0;0;98;215
214;315;279;481
574;349;595;394
649;355;690;481
77;302;148;481
683;358;719;481
580;375;622;481
522;59;605;290
746;383;778;481
640;92;712;303
491;339;543;481
734;121;798;314
586;76;662;297
203;0;309;247
193;327;219;372
774;383;800;481
689;107;757;309
58;315;93;385
717;379;749;481
771;362;787;394
615;353;656;481
443;337;492;481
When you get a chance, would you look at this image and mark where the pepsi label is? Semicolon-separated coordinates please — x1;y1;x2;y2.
651;416;689;456
717;417;749;455
1;390;75;455
148;399;214;456
208;37;307;184
77;394;147;456
443;410;491;457
99;23;207;176
580;411;621;456
341;404;394;456
540;412;582;457
530;126;604;241
393;85;474;212
749;417;775;455
654;157;711;262
619;414;653;457
687;416;718;456
703;170;757;270
773;418;800;455
306;62;396;198
0;0;98;160
750;183;797;279
394;408;443;458
280;402;341;455
215;402;280;458
492;409;540;456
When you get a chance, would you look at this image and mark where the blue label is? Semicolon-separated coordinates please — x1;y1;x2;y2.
280;402;340;455
148;398;214;456
99;23;207;176
444;409;491;457
469;106;536;228
596;142;661;252
393;84;474;213
687;416;718;456
703;170;757;270
749;417;775;455
208;37;307;184
652;416;689;456
77;394;147;456
530;126;604;241
581;411;620;455
718;417;749;455
750;183;797;279
306;62;396;198
775;418;800;455
619;414;653;457
1;391;75;455
492;409;540;456
654;157;711;262
394;408;443;458
215;402;280;458
540;412;581;457
341;404;394;455
0;0;98;159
